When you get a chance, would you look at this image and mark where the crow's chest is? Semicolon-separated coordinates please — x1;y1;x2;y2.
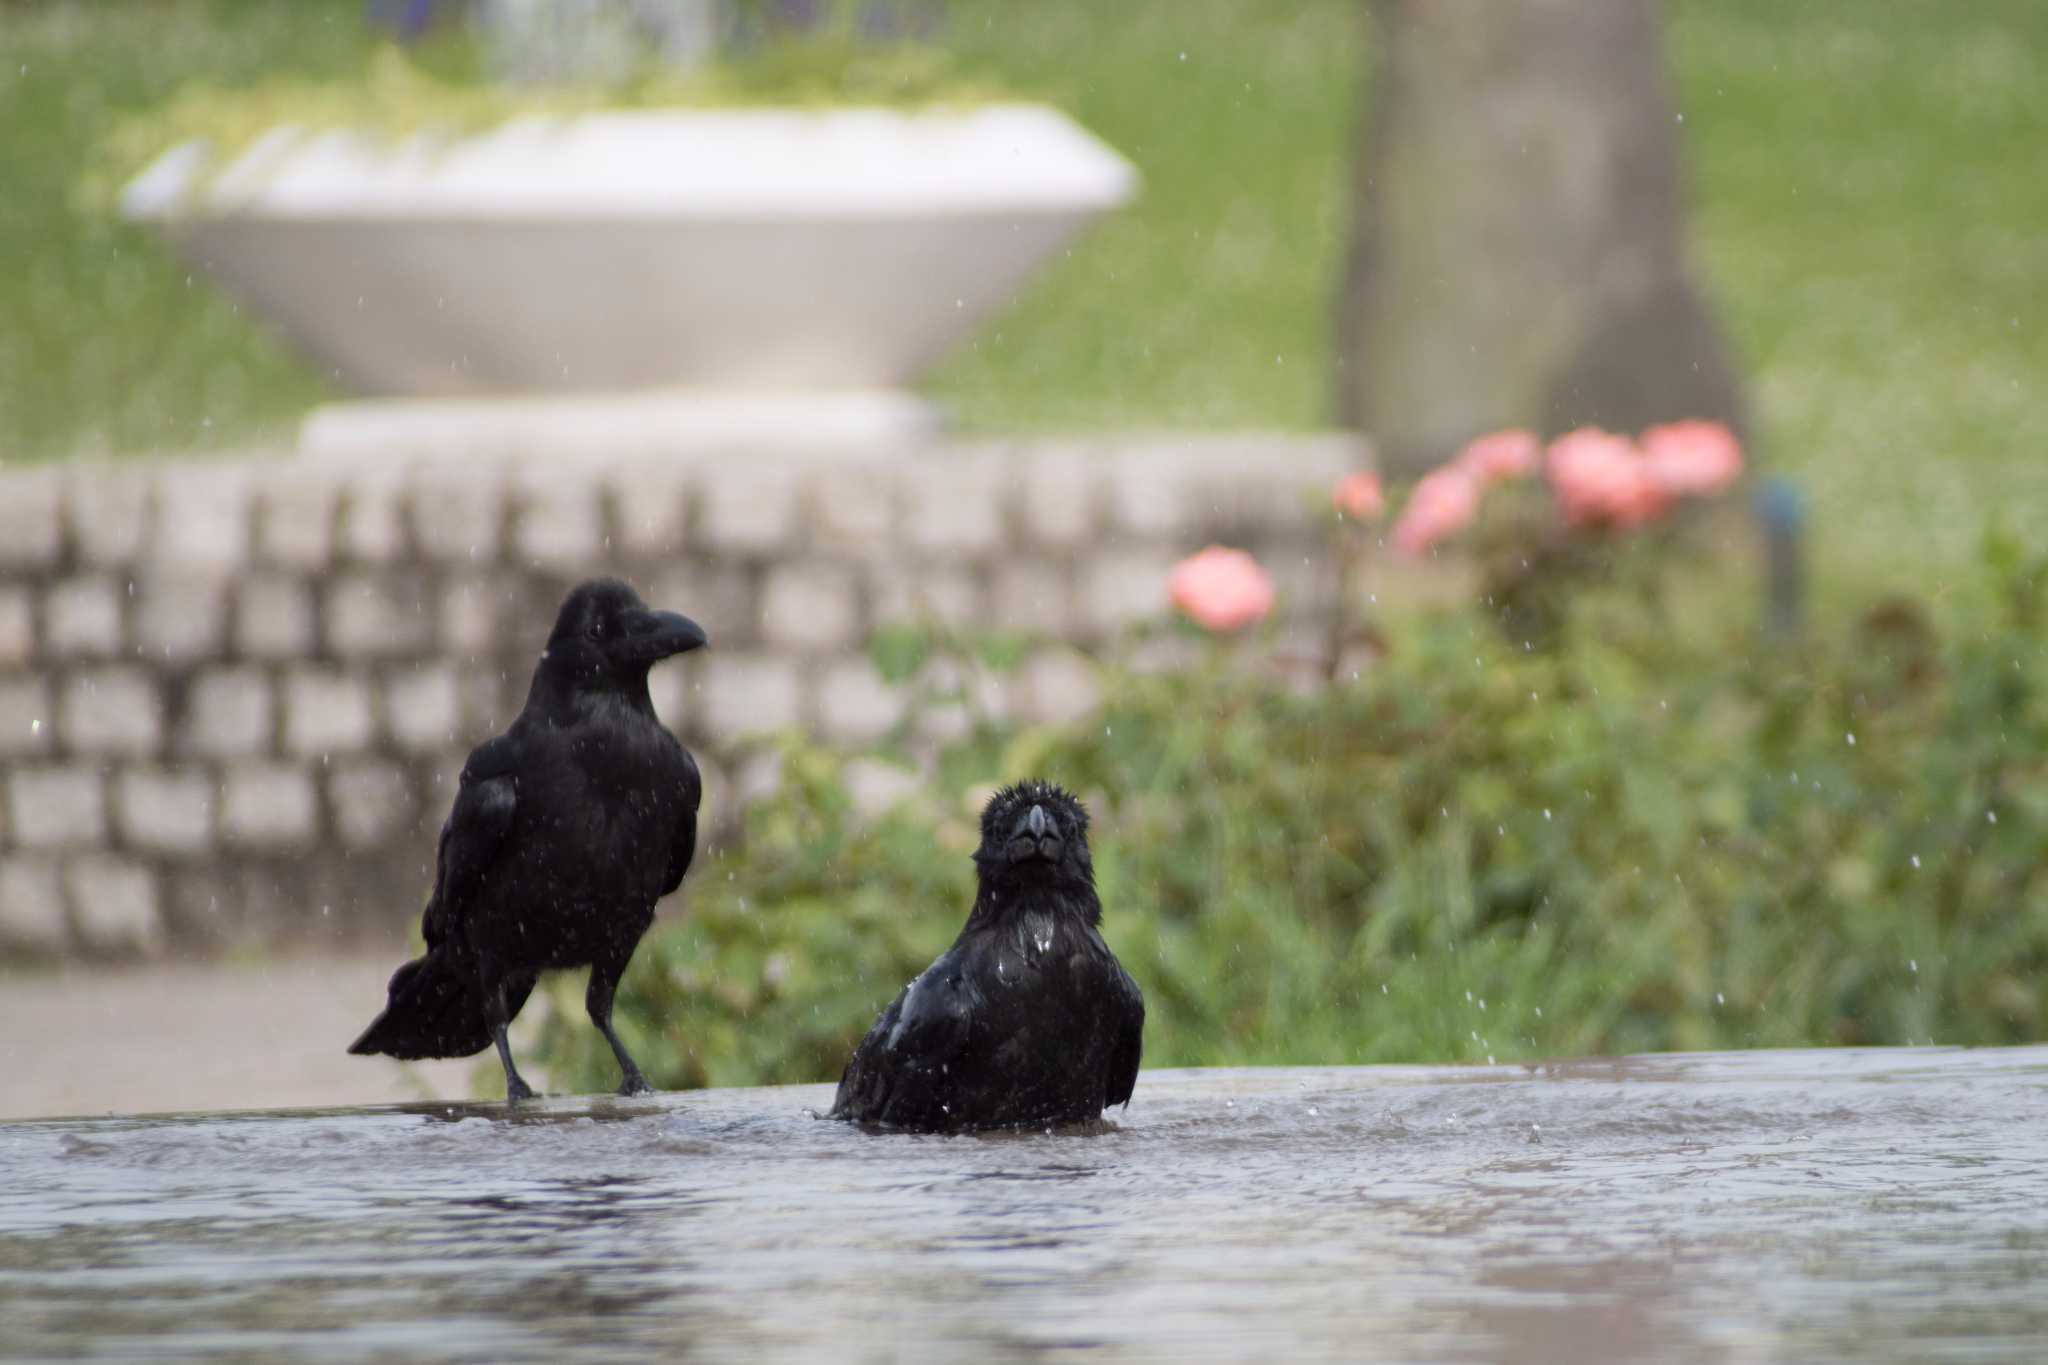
515;729;687;897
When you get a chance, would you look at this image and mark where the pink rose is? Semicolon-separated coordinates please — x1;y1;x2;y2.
1332;471;1386;521
1391;465;1481;559
1168;546;1275;632
1641;420;1743;498
1455;428;1540;486
1545;427;1669;529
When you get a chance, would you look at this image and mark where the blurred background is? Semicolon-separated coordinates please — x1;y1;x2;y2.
0;0;2044;1113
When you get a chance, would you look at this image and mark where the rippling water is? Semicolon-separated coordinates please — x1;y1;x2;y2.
4;1047;2047;1362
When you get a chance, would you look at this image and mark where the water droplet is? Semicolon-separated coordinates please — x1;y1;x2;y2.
1910;855;1921;869
1306;1105;1318;1116
1542;808;1552;821
1716;992;1725;1005
1909;959;1918;973
1987;810;1999;824
1846;732;1856;746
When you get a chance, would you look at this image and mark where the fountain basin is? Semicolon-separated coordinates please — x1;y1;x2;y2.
5;1049;2044;1360
121;106;1137;448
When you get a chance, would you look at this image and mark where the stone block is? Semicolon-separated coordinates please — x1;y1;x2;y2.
816;656;906;744
513;475;604;568
257;476;337;570
326;574;432;657
0;859;69;953
1079;550;1179;636
1021;648;1103;726
411;469;505;563
0;469;62;570
0;587;32;668
7;767;105;849
648;563;756;650
0;677;52;759
697;462;799;557
383;664;463;754
329;761;418;849
608;462;692;558
440;575;502;656
903;459;1007;557
697;653;804;738
1015;444;1105;549
114;768;216;856
135;575;227;663
868;565;983;628
806;462;897;553
66;469;152;567
219;764;319;849
235;576;317;659
843;756;922;821
337;476;409;564
44;576;123;660
180;667;274;758
1102;446;1198;540
65;857;163;956
990;560;1074;635
648;660;690;735
58;668;163;758
760;563;861;652
283;668;376;757
152;468;250;570
733;748;785;809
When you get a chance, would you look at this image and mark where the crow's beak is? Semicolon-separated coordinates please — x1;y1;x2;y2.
1007;803;1062;864
619;609;709;662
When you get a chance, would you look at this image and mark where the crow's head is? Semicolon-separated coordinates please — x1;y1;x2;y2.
543;578;707;689
974;780;1093;892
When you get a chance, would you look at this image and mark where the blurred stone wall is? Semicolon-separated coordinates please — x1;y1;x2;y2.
0;435;1359;959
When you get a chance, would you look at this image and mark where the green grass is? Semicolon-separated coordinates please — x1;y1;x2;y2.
4;0;2045;604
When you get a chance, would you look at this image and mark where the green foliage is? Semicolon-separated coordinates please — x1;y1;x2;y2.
534;545;2048;1093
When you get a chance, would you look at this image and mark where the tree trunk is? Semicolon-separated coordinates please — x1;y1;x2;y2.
1334;0;1745;476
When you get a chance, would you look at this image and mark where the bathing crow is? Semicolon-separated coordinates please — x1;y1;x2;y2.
350;579;707;1100
831;781;1144;1132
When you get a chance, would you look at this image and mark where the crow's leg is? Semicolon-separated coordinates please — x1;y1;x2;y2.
587;958;653;1096
482;966;536;1102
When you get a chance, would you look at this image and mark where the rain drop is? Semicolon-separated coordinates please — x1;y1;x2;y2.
1845;732;1856;746
1910;855;1921;869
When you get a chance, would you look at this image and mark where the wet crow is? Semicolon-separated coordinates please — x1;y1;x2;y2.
350;578;707;1100
831;781;1144;1132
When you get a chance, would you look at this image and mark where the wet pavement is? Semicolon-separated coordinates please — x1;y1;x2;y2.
3;1047;2046;1362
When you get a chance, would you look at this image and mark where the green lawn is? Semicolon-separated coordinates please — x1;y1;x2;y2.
4;0;2043;603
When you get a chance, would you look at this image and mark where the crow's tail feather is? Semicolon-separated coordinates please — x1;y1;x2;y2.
349;950;529;1060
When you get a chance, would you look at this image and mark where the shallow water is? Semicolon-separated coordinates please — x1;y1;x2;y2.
3;1048;2047;1362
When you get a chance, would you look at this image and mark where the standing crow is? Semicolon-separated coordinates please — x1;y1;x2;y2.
831;781;1144;1132
350;578;707;1100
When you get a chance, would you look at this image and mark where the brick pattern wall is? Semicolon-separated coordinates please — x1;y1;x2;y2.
0;435;1362;958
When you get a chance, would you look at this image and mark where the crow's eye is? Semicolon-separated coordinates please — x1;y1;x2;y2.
585;620;604;641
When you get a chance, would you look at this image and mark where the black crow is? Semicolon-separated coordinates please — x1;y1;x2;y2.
350;578;707;1100
831;781;1144;1132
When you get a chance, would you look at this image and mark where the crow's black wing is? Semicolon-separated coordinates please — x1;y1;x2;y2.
1105;958;1145;1110
660;747;702;899
421;733;521;949
832;957;976;1126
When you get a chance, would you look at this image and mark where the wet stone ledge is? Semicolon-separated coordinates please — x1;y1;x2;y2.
0;435;1362;960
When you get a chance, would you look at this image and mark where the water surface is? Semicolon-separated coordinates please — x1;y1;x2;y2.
4;1048;2046;1361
